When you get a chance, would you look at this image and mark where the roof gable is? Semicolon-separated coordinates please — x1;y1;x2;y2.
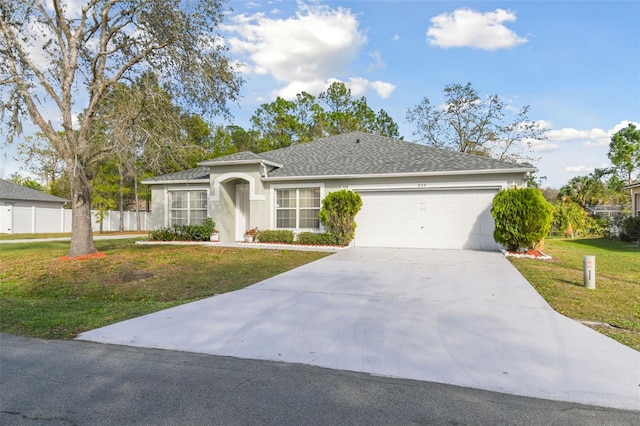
0;179;67;203
141;167;210;184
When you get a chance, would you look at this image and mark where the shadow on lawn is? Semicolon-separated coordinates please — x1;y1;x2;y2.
557;278;584;288
557;237;639;253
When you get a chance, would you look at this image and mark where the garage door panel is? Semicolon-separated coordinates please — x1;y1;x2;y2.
355;189;499;250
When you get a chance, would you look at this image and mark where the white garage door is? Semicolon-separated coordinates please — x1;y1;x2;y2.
354;189;499;250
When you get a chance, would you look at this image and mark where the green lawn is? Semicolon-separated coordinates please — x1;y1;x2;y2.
2;236;638;352
0;239;330;339
509;238;640;351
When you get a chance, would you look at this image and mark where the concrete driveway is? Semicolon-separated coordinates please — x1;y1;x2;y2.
77;248;640;411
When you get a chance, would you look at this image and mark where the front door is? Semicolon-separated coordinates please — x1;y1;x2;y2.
235;183;250;241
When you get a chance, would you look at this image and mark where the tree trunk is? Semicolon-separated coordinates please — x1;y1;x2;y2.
68;171;97;257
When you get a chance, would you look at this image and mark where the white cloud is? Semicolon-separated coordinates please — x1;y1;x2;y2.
548;127;608;142
273;80;328;99
273;77;396;101
427;8;527;50
392;34;400;41
46;0;84;18
223;3;395;100
565;165;595;174
224;4;366;83
345;77;369;97
370;81;396;99
530;140;560;152
547;121;639;147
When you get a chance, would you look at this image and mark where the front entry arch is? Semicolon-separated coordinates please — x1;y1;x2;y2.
235;183;250;241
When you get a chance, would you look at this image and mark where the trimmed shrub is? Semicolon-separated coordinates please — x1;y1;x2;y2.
149;218;216;242
149;226;179;241
620;216;640;241
257;229;295;244
491;188;554;250
296;232;338;246
318;189;362;246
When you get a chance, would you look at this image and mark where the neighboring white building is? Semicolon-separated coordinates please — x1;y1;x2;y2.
623;181;640;217
0;179;68;234
0;179;67;208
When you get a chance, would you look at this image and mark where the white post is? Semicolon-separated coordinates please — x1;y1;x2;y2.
31;206;36;233
583;255;596;289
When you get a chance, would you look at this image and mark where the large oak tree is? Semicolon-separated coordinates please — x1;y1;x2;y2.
0;0;241;256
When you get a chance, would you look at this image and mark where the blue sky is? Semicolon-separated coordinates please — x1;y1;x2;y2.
219;0;640;188
1;0;638;189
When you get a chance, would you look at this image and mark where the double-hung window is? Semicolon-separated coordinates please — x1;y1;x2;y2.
169;190;208;225
275;188;320;229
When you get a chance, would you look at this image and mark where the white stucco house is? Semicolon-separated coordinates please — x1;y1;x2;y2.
142;132;535;250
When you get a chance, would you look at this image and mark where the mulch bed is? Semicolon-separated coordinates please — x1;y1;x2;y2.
501;249;551;260
59;252;108;261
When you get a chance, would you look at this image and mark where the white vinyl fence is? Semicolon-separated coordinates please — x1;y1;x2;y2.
0;206;150;234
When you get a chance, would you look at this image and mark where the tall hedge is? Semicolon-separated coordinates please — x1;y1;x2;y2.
318;189;363;246
491;188;554;250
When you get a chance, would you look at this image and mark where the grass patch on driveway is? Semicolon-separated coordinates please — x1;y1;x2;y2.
509;238;640;351
0;239;330;339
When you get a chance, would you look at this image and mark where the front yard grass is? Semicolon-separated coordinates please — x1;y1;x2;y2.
0;239;330;339
3;236;638;353
509;237;640;351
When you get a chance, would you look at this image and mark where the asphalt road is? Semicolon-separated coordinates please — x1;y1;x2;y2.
1;334;638;425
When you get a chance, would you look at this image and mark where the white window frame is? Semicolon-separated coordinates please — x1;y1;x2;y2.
270;183;324;231
165;188;209;226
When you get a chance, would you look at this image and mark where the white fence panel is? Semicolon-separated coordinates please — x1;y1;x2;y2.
35;207;64;233
0;206;150;234
12;207;33;233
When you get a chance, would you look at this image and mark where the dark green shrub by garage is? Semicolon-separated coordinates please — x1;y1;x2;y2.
491;188;554;250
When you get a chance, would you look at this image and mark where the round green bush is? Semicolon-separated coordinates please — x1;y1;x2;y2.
491;188;554;250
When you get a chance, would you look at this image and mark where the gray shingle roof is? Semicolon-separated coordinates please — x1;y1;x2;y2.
258;132;532;177
141;167;210;183
147;132;534;182
0;179;67;203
